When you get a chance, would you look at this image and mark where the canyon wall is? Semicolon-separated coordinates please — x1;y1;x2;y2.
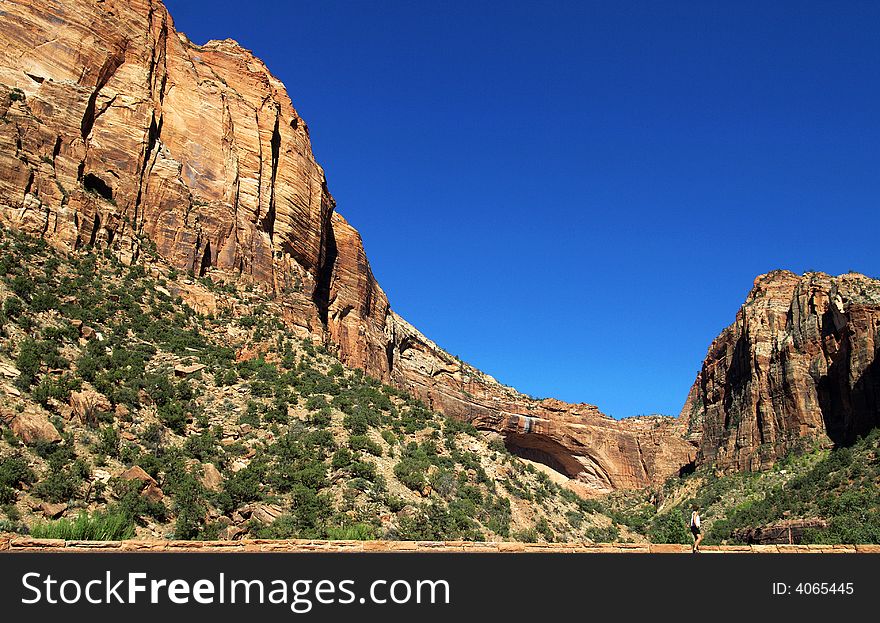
681;270;880;472
0;0;697;494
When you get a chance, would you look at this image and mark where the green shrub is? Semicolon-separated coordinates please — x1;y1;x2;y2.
265;398;289;424
648;511;691;544
166;471;208;540
0;450;35;488
536;517;555;542
394;452;429;492
325;523;375;540
158;402;187;434
512;528;538;543
110;479;166;524
332;448;353;470
0;450;35;504
306;395;328;411
289;484;334;538
486;496;511;537
218;461;266;513
95;426;120;458
343;411;369;435
350;460;376;481
30;510;134;541
183;429;220;463
311;408;331;427
3;296;24;318
34;458;90;503
214;368;238;386
488;438;507;454
349;435;382;457
3;503;21;521
584;524;620;542
31;374;81;408
14;338;43;389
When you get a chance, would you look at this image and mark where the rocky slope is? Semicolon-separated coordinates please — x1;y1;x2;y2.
681;270;880;472
0;0;695;494
0;226;629;542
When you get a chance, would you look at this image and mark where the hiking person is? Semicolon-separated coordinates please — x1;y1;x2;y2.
690;506;702;553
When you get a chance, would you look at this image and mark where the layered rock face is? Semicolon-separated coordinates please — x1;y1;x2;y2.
681;271;880;471
0;0;334;337
0;0;698;494
387;314;696;492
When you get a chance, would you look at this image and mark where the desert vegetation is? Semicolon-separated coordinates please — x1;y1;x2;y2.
0;226;611;542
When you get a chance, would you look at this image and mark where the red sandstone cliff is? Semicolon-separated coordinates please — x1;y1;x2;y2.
27;0;880;496
681;270;880;471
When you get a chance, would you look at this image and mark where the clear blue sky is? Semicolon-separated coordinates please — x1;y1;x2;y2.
164;0;880;418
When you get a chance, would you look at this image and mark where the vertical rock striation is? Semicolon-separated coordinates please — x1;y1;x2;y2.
0;0;332;336
681;270;880;471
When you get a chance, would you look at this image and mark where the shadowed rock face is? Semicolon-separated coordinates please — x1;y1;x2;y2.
681;270;880;472
0;0;700;494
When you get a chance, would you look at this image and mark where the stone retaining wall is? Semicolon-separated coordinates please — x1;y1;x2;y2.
1;536;878;553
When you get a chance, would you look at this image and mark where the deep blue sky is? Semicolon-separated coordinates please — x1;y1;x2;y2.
164;0;880;418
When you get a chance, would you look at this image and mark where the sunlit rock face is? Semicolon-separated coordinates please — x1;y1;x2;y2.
681;270;880;472
1;0;714;494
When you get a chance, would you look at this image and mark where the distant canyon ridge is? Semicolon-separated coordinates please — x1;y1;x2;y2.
1;0;878;494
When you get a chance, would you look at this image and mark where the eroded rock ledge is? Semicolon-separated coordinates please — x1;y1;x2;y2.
2;536;877;553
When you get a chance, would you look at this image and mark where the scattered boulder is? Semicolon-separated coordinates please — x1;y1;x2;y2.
396;505;418;520
2;409;61;444
118;466;165;504
219;525;245;541
200;463;223;492
69;390;111;424
174;363;206;377
0;362;21;378
240;503;283;524
141;483;165;504
40;502;67;519
137;389;153;406
93;469;112;484
80;325;96;340
229;459;250;473
118;465;157;487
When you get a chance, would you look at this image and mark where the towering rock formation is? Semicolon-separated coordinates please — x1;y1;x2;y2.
4;0;878;494
681;270;880;471
0;0;334;337
0;0;698;494
19;0;880;495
